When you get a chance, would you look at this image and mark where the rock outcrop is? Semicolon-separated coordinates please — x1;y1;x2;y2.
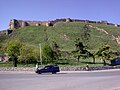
112;35;120;44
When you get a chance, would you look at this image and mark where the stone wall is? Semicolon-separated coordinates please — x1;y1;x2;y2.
0;30;7;35
0;66;120;72
8;18;71;30
8;18;120;30
8;19;46;30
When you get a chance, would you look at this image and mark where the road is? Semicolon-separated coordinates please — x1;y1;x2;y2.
0;69;120;90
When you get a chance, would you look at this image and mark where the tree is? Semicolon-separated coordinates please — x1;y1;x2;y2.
87;51;95;64
81;24;91;48
18;44;38;64
6;39;22;67
42;44;55;64
75;38;84;52
73;38;87;62
73;38;95;63
52;41;61;60
95;45;112;65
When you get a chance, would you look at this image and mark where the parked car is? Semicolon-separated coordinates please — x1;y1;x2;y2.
35;65;60;74
110;57;120;66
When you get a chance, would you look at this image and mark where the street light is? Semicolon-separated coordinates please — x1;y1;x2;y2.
39;44;42;65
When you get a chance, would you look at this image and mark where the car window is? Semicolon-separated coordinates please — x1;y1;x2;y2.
44;67;49;69
44;67;47;69
44;66;51;69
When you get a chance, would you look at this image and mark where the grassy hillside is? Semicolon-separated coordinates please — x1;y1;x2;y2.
1;22;120;52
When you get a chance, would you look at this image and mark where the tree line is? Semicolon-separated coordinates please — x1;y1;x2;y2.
4;38;115;67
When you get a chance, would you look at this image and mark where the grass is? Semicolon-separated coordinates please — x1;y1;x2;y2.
0;62;13;67
0;21;120;66
0;57;108;67
7;22;119;51
0;62;36;67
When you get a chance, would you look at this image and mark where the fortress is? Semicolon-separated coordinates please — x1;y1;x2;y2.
8;18;72;30
0;18;120;35
0;18;120;45
8;18;120;30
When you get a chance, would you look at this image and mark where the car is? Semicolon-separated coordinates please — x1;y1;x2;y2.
35;65;60;74
110;57;120;66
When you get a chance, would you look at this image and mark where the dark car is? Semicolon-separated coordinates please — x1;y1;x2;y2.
110;57;120;66
35;65;60;74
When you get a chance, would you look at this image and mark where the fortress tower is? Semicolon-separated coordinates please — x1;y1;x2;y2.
8;19;16;30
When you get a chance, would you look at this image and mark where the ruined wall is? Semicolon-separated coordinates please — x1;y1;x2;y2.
0;30;7;35
8;18;120;30
8;19;48;29
8;18;74;30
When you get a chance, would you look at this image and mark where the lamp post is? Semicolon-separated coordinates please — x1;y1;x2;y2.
39;44;42;65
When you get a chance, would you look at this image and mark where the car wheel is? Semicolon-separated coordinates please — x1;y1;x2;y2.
52;72;56;74
38;71;41;74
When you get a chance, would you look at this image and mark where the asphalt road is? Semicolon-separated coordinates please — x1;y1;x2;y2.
0;70;120;90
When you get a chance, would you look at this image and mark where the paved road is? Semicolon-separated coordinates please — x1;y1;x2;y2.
0;70;120;90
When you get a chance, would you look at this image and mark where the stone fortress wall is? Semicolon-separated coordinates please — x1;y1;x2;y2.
8;18;71;30
8;18;120;30
0;18;120;35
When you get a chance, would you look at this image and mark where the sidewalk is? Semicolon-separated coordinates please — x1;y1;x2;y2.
0;68;119;74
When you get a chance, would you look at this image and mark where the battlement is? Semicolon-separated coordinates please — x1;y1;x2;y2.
8;18;120;30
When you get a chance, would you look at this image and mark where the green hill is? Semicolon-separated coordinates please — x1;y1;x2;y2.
0;21;120;52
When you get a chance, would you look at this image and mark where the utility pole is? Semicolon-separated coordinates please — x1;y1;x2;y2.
39;44;42;65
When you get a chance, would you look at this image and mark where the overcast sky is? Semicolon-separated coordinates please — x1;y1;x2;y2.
0;0;120;30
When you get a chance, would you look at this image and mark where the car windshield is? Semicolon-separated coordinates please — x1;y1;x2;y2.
44;66;52;69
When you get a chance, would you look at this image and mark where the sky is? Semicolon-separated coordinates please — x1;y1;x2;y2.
0;0;120;30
